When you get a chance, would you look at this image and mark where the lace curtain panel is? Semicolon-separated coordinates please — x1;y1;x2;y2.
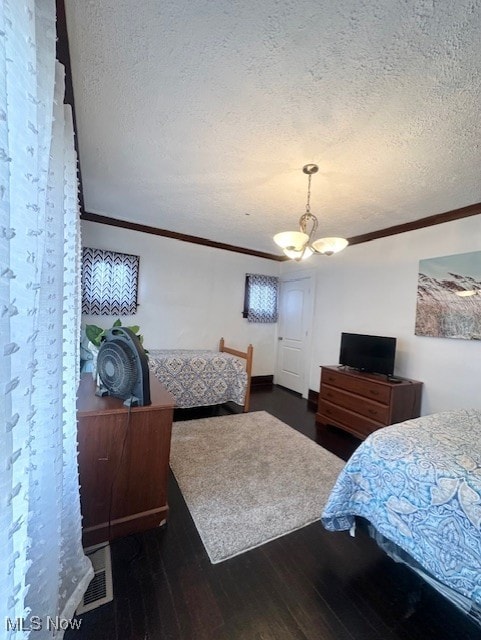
1;1;93;638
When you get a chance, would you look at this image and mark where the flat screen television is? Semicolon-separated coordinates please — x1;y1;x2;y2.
339;332;396;376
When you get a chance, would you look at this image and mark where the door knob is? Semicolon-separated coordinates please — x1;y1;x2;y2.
278;337;283;340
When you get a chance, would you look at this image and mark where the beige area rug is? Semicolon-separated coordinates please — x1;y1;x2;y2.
169;411;345;564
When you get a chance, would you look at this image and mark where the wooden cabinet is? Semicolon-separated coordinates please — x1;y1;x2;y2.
77;374;175;547
316;366;423;440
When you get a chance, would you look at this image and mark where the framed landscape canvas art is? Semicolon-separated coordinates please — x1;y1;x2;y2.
415;250;481;340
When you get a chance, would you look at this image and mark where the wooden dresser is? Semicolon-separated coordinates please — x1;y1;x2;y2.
77;374;175;547
316;366;423;440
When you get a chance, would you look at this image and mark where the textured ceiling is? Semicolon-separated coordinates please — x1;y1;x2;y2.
65;0;481;255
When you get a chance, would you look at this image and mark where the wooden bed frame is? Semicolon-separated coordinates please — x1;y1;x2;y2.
219;338;253;412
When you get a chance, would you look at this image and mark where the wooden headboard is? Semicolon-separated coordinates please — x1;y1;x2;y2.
219;338;253;412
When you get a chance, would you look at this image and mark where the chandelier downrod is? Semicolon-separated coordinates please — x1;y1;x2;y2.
273;163;348;261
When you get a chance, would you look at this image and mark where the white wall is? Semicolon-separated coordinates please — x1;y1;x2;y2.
81;221;280;376
83;215;481;413
281;215;481;415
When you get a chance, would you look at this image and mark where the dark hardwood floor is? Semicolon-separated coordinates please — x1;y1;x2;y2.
66;386;480;640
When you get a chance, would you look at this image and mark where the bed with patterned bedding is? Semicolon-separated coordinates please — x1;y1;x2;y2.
321;409;481;621
148;340;253;411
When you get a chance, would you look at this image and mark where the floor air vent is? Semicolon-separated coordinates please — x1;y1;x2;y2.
77;544;113;614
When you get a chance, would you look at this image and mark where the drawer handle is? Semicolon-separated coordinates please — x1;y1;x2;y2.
369;390;380;396
326;392;333;398
368;409;378;416
326;408;332;415
327;376;335;382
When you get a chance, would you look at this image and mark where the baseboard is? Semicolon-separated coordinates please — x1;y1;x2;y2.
308;388;318;409
251;375;274;389
82;505;168;547
250;378;317;402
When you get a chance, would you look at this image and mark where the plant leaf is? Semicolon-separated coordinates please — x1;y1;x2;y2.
113;319;122;327
128;325;140;334
85;324;104;346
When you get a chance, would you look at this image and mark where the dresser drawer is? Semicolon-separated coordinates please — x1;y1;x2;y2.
321;384;390;424
317;400;383;437
321;368;391;404
317;366;423;440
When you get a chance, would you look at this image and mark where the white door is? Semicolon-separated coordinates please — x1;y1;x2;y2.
275;277;312;395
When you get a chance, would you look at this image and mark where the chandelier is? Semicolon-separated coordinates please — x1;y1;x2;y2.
273;164;348;260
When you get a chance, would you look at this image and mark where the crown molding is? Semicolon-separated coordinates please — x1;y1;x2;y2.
82;201;481;262
347;202;481;246
81;212;285;261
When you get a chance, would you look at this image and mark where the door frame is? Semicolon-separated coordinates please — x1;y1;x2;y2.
275;270;316;399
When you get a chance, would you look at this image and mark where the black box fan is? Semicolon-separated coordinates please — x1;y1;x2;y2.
96;327;151;407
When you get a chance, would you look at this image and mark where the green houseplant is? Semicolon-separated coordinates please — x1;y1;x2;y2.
85;318;147;349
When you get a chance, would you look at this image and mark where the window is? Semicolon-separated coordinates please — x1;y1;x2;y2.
243;274;279;323
82;247;140;315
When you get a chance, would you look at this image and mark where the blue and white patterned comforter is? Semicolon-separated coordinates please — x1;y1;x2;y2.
148;349;248;408
321;410;481;606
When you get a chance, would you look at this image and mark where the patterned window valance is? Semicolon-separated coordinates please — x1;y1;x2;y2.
243;274;279;323
82;247;139;315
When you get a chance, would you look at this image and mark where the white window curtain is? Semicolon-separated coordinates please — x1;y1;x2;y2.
1;1;93;638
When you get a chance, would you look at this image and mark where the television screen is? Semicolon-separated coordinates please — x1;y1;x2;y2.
339;332;396;376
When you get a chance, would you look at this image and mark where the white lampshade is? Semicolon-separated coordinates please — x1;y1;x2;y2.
283;245;314;260
311;237;349;255
273;230;309;251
